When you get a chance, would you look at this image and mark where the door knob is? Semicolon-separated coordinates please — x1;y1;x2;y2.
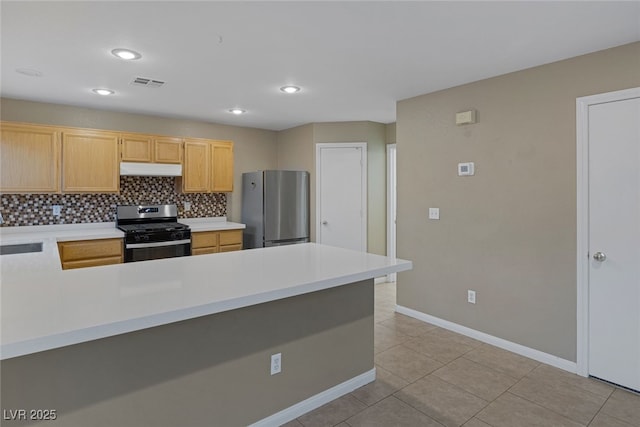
322;221;328;225
593;252;607;262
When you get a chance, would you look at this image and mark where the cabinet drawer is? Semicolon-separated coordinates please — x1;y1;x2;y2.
191;231;219;249
192;247;220;256
62;256;123;270
219;230;242;246
58;238;123;262
219;243;242;253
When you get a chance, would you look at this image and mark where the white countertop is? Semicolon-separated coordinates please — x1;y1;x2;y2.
0;218;245;274
180;217;245;232
1;243;411;360
0;217;244;242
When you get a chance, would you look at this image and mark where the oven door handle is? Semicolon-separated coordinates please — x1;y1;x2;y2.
126;239;191;249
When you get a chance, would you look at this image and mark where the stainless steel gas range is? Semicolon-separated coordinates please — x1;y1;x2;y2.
116;204;191;263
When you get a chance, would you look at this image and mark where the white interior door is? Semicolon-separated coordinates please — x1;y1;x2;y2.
587;95;640;391
387;144;397;281
316;143;367;251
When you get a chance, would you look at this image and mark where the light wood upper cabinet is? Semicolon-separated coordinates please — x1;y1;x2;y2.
182;139;210;193
181;139;234;193
154;137;182;164
0;122;61;193
211;140;234;192
120;134;153;162
120;134;182;164
62;129;120;193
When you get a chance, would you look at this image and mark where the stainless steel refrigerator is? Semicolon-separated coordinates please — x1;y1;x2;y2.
241;170;310;248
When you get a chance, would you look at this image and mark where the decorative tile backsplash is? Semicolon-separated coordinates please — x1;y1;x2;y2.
0;176;226;227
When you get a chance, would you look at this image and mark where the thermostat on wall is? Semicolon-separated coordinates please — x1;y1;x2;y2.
458;162;475;176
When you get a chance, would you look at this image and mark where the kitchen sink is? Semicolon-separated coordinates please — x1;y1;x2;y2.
0;242;43;255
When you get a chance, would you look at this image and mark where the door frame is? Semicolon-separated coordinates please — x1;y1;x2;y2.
315;142;368;251
386;143;397;282
575;86;640;377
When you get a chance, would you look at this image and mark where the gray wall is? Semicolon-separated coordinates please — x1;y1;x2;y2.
0;98;278;222
1;280;374;426
396;42;640;362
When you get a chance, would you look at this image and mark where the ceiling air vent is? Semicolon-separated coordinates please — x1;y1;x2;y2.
131;77;165;88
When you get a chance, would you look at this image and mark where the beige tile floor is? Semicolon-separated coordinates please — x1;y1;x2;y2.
282;282;640;427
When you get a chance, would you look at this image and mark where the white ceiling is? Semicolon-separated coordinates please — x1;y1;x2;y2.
1;1;638;131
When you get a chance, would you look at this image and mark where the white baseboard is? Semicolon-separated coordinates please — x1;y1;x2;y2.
396;305;577;374
249;368;376;427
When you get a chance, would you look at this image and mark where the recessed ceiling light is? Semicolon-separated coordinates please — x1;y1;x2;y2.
93;88;115;96
280;85;301;94
16;68;43;77
228;108;246;115
111;48;142;60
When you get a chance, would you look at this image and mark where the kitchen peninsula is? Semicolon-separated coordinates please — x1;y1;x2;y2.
0;239;411;426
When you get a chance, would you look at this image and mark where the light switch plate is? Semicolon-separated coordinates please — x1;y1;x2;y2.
429;208;440;220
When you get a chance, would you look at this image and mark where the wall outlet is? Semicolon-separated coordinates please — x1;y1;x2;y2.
428;207;440;220
270;353;282;375
467;290;476;304
183;201;191;212
52;205;62;216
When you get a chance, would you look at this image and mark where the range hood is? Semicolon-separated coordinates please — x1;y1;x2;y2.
120;162;182;177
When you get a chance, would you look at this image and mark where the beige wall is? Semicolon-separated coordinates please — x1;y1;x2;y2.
0;99;388;252
396;42;640;362
385;122;396;144
0;98;278;222
275;121;387;254
313;122;387;255
1;280;374;426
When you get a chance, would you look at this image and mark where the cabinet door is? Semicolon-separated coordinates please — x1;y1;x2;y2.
182;139;210;192
121;134;152;162
154;137;183;164
62;129;120;193
211;140;234;192
191;231;219;249
219;229;242;246
191;231;220;256
57;238;123;270
0;122;61;193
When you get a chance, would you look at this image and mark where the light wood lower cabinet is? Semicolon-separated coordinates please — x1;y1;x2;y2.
58;238;123;270
191;229;242;255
